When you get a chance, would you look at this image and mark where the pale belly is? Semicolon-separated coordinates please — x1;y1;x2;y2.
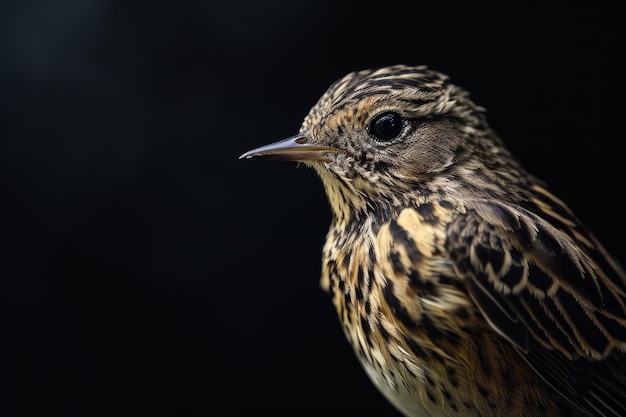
359;358;451;417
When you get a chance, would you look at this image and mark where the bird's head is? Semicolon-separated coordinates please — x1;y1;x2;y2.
240;65;505;220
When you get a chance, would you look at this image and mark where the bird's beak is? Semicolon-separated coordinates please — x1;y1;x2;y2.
239;133;339;162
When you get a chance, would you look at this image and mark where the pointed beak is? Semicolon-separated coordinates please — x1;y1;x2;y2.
239;133;339;162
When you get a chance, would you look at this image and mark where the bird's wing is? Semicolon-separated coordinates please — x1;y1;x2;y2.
445;187;626;417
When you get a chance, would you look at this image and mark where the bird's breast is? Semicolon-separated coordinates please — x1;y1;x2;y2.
318;202;568;416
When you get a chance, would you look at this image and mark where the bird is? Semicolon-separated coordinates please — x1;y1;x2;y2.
239;65;626;417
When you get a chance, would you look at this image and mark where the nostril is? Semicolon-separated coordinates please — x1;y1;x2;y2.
295;136;308;144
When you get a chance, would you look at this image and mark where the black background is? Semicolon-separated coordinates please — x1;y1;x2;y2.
1;1;623;416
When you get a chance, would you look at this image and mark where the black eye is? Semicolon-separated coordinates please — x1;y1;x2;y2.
369;112;403;141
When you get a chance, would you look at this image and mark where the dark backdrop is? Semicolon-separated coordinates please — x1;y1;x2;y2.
1;1;622;416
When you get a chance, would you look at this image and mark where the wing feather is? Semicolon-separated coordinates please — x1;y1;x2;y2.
446;193;626;417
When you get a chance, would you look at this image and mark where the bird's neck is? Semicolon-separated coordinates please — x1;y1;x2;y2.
316;167;367;225
316;167;453;229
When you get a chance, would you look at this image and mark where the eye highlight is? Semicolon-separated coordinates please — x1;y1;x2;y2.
369;112;403;142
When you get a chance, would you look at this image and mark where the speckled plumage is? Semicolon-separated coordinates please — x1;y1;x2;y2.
240;65;626;417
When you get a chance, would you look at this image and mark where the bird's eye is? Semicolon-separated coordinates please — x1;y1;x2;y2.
369;112;403;142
